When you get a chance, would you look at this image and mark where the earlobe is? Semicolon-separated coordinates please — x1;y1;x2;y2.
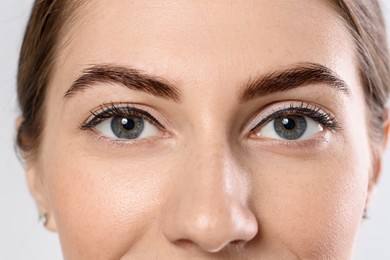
365;158;380;213
365;107;390;212
41;213;57;232
25;164;58;232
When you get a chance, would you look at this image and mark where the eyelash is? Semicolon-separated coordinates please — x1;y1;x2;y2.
249;102;341;133
80;102;340;138
80;102;165;131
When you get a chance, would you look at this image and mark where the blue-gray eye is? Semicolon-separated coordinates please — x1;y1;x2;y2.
95;115;159;140
111;116;144;139
273;116;307;140
257;115;324;140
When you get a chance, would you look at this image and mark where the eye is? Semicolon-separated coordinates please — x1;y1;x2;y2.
257;115;324;140
80;103;164;141
249;102;340;142
95;115;159;140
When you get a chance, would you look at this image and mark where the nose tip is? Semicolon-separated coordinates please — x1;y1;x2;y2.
163;198;258;253
180;207;258;252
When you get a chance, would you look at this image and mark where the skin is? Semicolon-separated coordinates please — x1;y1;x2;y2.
25;0;390;259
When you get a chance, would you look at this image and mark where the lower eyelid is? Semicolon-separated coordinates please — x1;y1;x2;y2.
247;131;332;154
274;134;330;150
90;133;170;150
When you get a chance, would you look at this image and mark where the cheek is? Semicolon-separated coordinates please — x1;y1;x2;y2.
248;138;370;258
42;148;168;259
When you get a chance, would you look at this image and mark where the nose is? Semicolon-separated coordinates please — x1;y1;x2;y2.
162;140;258;253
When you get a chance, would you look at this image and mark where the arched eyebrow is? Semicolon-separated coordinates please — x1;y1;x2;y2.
240;62;351;102
64;62;351;103
64;64;181;102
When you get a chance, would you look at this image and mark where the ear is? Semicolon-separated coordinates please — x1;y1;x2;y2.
15;116;23;132
25;165;58;232
365;108;390;210
17;116;58;232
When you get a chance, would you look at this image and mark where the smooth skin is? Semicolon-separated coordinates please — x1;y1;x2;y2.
26;0;389;259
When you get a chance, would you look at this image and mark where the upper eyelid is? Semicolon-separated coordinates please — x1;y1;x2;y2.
249;107;324;131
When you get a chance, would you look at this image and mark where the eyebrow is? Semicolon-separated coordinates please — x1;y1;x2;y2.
64;64;181;102
64;62;350;103
240;62;351;102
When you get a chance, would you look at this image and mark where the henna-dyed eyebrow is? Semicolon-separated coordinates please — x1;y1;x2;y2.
240;62;351;102
64;62;350;103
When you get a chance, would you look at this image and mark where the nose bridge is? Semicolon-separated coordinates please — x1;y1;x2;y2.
174;135;236;217
162;132;258;252
188;136;243;202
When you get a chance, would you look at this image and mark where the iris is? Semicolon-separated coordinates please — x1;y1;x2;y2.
274;116;307;140
110;116;145;139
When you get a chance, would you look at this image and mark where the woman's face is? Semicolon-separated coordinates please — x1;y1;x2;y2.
29;0;375;259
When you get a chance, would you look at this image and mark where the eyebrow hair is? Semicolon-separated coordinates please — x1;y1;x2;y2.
65;62;350;103
64;64;181;102
240;62;351;102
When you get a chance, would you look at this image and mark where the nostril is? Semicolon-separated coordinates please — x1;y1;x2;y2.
174;239;196;249
174;238;247;252
229;239;246;249
173;237;248;253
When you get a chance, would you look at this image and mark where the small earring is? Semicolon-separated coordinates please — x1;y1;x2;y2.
38;213;48;226
363;208;369;220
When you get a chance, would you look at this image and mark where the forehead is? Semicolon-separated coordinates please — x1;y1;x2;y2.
54;0;356;95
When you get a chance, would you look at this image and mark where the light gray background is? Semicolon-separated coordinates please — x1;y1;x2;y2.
1;1;389;259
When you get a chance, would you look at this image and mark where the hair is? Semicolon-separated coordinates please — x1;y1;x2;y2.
17;0;390;158
330;0;390;158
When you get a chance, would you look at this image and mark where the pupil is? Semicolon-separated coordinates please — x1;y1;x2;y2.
282;117;296;130
121;117;135;130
